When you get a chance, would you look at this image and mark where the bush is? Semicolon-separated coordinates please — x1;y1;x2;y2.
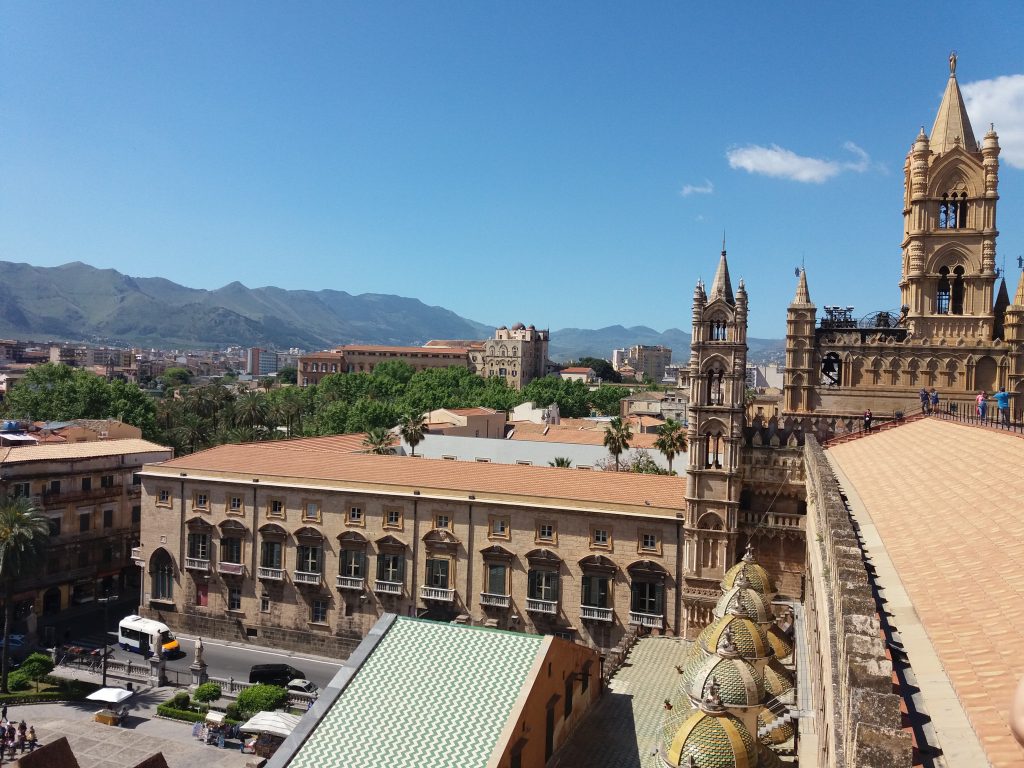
170;690;192;709
5;671;30;692
236;684;288;717
156;704;207;723
18;653;55;690
194;682;222;703
225;702;240;721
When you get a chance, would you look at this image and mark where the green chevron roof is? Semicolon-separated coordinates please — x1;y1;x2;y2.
286;617;545;768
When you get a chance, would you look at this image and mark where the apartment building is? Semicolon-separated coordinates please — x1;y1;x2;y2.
137;436;683;656
0;439;172;628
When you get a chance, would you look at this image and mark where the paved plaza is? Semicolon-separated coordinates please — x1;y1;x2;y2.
829;417;1024;768
5;694;252;768
552;636;692;768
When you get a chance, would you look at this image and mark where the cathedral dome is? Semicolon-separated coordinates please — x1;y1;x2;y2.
766;624;793;661
721;544;776;596
683;655;765;710
697;614;774;661
714;573;774;625
762;659;795;698
661;691;758;768
757;710;795;746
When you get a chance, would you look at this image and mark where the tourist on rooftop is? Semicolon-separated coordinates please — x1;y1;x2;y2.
993;386;1011;427
977;391;988;420
929;388;939;414
863;409;873;433
919;387;929;415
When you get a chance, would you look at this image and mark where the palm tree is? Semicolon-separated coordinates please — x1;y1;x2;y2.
234;391;269;432
549;457;573;468
398;412;426;456
603;417;633;471
363;427;397;455
653;418;686;473
0;495;49;693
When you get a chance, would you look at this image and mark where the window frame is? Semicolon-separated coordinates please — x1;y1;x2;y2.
346;504;364;527
302;500;322;524
589;526;612;551
227;586;242;612
156;488;173;508
310;599;329;624
192;491;210;511
535;521;557;545
638;530;661;555
425;557;451;589
267;498;286;519
227;495;245;515
383;507;403;531
488;515;511;541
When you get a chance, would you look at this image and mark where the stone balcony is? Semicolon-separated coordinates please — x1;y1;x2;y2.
184;557;209;572
257;566;284;581
293;570;321;586
738;510;805;532
526;598;558;615
420;585;455;602
217;561;244;576
629;610;664;629
580;605;613;623
336;575;364;591
480;592;510;608
374;580;403;595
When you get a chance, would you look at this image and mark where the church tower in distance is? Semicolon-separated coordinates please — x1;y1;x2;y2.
683;247;748;635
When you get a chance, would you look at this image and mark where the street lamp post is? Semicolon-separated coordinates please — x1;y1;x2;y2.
96;593;118;688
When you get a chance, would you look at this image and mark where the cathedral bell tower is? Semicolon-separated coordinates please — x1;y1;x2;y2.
901;53;1000;340
683;247;748;636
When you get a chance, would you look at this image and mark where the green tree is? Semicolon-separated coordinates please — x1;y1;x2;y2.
589;385;630;417
0;495;49;693
362;427;397;455
234;390;269;431
236;684;289;718
277;366;298;385
521;377;590;418
194;682;223;704
653;418;686;473
603;416;633;471
574;357;621;383
313;401;350;436
18;652;55;691
345;397;398;434
625;449;672;475
162;367;192;388
398;412;426;456
549;457;573;468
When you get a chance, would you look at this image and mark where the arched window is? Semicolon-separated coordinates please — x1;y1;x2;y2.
936;267;951;315
939;192;968;229
951;266;965;315
820;353;841;386
709;319;728;341
704;431;724;469
151;549;174;601
706;366;725;405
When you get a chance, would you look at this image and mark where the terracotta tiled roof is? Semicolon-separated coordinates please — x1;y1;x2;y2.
446;407;498;416
146;437;685;512
509;426;660;449
0;438;171;465
560;367;594;374
340;345;469;355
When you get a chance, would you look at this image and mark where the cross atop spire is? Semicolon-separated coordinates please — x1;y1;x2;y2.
930;51;978;154
793;267;811;305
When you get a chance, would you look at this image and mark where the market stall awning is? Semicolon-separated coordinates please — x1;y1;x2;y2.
240;712;301;739
86;687;133;705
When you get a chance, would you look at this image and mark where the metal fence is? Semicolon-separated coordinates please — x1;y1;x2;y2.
933;401;1024;434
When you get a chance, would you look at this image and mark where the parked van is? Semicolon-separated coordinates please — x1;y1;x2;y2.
248;663;306;687
118;615;181;657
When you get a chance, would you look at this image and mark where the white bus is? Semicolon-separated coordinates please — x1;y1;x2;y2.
117;615;181;657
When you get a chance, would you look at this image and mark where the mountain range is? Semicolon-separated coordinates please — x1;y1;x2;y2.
0;261;783;363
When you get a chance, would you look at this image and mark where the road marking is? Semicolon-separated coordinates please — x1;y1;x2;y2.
174;637;342;666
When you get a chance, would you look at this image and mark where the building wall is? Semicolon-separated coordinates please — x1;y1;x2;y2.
298;352;344;387
138;475;683;654
492;637;601;768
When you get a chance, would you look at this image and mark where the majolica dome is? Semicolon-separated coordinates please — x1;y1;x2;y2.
683;657;765;710
697;615;774;662
661;689;758;768
756;711;794;746
722;544;776;597
714;573;774;626
762;659;795;698
765;624;793;661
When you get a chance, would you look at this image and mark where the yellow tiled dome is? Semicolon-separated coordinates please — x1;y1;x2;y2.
722;543;776;596
757;710;795;746
763;658;795;698
684;654;765;709
766;624;793;661
714;578;774;626
699;614;774;661
662;697;758;768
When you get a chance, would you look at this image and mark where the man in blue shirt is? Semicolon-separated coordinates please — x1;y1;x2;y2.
994;386;1011;427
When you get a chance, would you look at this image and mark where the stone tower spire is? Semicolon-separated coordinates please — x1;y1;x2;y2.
792;268;811;306
709;249;735;306
930;52;978;154
783;268;817;414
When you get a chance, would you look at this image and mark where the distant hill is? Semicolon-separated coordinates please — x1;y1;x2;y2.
0;261;493;349
0;260;784;362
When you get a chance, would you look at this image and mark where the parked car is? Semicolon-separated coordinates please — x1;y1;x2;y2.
248;663;306;687
286;678;319;695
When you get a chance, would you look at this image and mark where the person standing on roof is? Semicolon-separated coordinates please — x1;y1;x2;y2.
977;390;988;420
919;387;930;415
993;386;1011;427
929;388;939;415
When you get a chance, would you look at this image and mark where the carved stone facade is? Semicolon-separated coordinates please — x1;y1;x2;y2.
783;57;1024;427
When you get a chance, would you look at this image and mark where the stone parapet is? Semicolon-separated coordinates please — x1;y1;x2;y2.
802;436;912;768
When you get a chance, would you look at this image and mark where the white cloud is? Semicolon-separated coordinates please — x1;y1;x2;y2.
962;74;1024;169
680;179;714;196
726;142;872;183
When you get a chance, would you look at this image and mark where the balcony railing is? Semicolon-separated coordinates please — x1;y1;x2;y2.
293;570;321;585
336;575;364;590
218;562;244;576
40;485;122;506
629;611;664;629
480;592;510;608
420;586;455;602
738;511;805;531
580;605;613;622
374;580;403;595
185;557;210;572
526;598;558;615
258;567;284;580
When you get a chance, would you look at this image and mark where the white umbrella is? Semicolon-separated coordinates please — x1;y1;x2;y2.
239;712;301;739
86;687;133;705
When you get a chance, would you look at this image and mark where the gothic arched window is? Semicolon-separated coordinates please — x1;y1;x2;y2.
939;192;968;229
709;319;728;341
936;267;951;315
704;431;723;469
706;367;725;405
951;266;965;315
820;353;841;387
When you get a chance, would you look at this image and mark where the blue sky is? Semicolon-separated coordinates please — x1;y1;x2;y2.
3;3;1024;340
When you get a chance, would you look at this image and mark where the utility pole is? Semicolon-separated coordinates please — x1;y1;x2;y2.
96;593;118;688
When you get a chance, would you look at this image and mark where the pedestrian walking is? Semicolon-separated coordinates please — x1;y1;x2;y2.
2;704;8;723
919;387;930;415
25;726;36;753
994;386;1011;427
863;409;873;433
929;388;939;415
977;390;988;420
